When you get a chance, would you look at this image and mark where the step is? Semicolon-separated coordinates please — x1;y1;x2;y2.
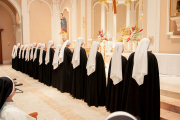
161;95;180;114
160;109;180;120
160;82;180;100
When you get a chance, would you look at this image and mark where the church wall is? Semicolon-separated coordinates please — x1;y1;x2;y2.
0;5;16;63
29;1;52;45
77;0;81;39
93;3;101;39
116;4;127;40
159;0;180;54
15;0;21;9
143;0;147;38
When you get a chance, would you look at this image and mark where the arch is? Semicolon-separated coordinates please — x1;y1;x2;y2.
60;0;72;11
28;0;53;14
8;0;21;23
135;1;139;10
93;1;108;11
62;7;70;13
0;1;15;24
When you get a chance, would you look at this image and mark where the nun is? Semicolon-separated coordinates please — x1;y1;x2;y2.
105;43;127;113
52;45;61;88
38;44;46;83
71;37;87;99
14;43;21;71
44;41;54;86
25;45;31;75
33;43;41;79
29;43;37;77
58;40;73;93
22;45;27;73
0;76;35;120
18;45;24;72
122;38;160;120
11;45;16;69
84;41;106;107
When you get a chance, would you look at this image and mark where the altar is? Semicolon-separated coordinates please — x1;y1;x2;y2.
105;52;180;77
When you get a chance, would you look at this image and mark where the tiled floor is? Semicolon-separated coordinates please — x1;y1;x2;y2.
0;65;110;120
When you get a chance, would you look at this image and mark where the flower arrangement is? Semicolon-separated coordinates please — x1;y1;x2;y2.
97;30;108;41
127;25;143;42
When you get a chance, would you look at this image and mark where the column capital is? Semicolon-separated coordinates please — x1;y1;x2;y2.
125;0;132;4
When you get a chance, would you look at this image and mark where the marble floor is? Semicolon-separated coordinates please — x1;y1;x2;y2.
0;65;110;120
1;65;180;120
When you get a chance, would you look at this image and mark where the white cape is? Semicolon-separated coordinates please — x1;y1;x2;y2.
0;102;35;120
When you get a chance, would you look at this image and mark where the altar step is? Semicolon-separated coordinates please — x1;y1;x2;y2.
160;109;180;120
160;81;180;119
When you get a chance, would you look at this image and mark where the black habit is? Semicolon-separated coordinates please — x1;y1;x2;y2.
25;49;31;75
122;52;160;120
58;47;73;93
29;48;35;77
52;52;60;89
15;48;20;71
44;48;54;86
71;47;87;99
105;56;127;113
33;49;40;79
39;50;46;83
18;49;23;72
84;52;106;107
21;50;26;73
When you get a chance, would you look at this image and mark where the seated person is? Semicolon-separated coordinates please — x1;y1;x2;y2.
0;76;35;120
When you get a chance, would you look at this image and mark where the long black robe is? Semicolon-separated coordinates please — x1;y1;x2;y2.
44;48;54;86
15;48;20;71
58;47;73;93
29;48;36;77
33;49;40;79
71;47;87;99
105;56;127;113
25;49;31;75
84;52;106;107
52;52;60;88
21;50;26;73
12;48;15;69
18;49;23;72
122;52;160;120
39;50;46;83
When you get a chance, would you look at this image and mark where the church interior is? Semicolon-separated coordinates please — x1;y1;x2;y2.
0;0;180;120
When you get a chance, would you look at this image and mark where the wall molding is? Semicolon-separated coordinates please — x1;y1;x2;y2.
0;1;15;24
28;0;53;14
60;0;72;12
8;0;21;24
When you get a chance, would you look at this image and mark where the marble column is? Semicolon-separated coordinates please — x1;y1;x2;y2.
87;0;92;42
21;0;30;45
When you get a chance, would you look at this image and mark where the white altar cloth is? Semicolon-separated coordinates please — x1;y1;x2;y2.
120;53;180;76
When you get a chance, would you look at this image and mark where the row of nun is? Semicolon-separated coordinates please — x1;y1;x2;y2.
11;38;160;120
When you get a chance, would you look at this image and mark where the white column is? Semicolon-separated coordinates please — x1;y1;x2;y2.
87;0;91;41
101;3;105;32
81;0;85;44
72;0;77;40
126;3;131;27
21;0;30;44
52;0;60;45
147;0;160;52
